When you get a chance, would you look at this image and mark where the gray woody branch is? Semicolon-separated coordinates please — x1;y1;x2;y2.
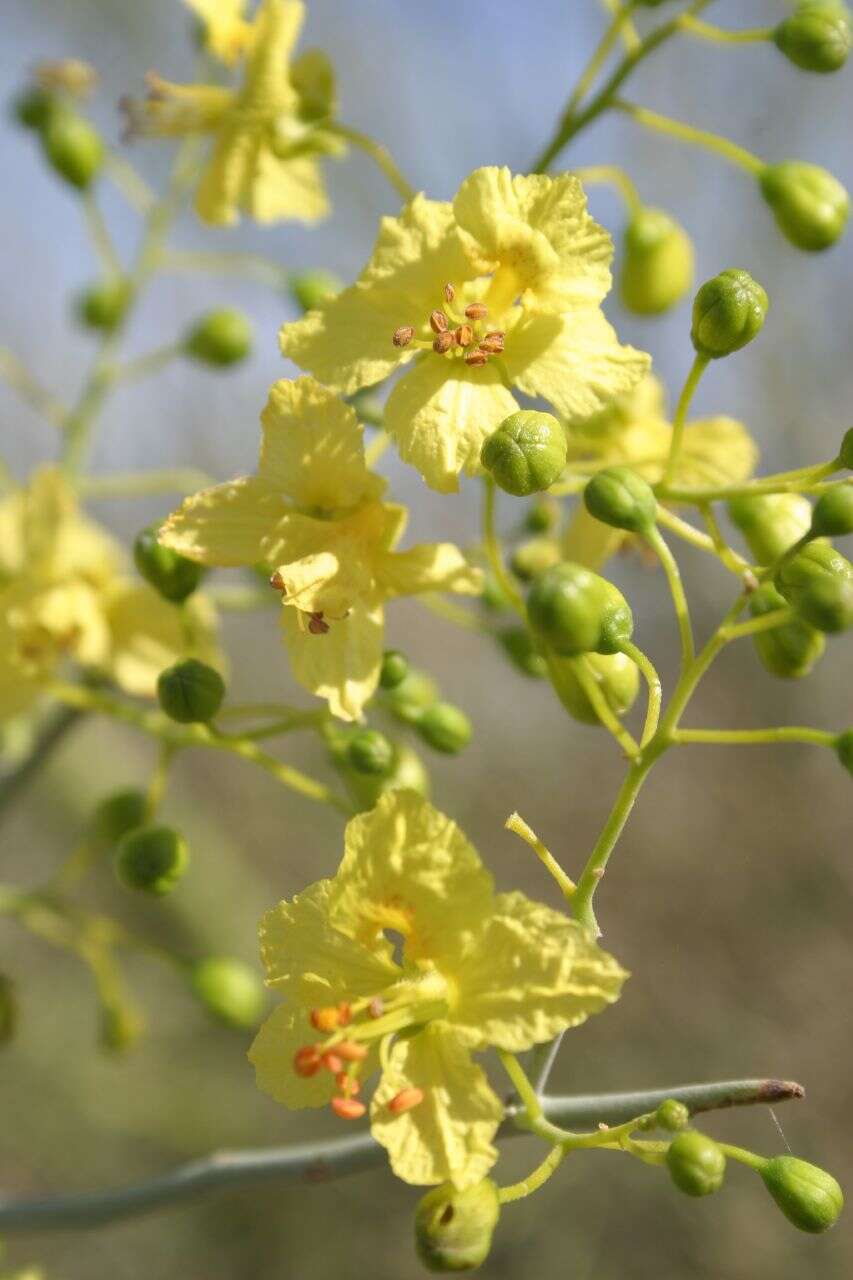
0;1078;803;1232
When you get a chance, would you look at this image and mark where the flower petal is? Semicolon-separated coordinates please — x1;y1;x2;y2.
281;596;384;720
384;357;518;493
105;584;223;699
560;505;626;570
159;477;281;567
504;309;650;423
184;0;253;66
453;167;613;311
272;502;402;615
378;543;483;598
675;417;759;489
249;1003;339;1109
448;891;627;1052
370;1025;503;1188
279;195;478;394
329;792;494;960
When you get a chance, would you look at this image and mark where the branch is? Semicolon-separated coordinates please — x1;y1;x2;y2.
0;705;83;819
0;1079;803;1232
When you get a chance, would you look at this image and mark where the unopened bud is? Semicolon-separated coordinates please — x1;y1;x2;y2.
840;426;853;470
691;269;768;359
12;85;58;131
666;1130;726;1197
417;702;472;755
89;787;148;846
75;278;130;333
481;410;567;497
528;563;634;656
727;493;813;564
760;161;849;251
191;957;266;1029
496;626;548;679
655;1098;690;1131
774;2;852;73
620;206;694;316
379;648;409;690
414;1179;501;1272
760;1155;844;1232
810;483;853;537
775;541;853;631
135;524;206;602
184;309;252;366
548;650;640;725
41;110;104;189
115;824;189;896
289;269;341;313
382;669;438;725
835;729;853;775
749;582;825;678
510;537;561;582
584;466;657;534
157;658;225;724
346;728;395;776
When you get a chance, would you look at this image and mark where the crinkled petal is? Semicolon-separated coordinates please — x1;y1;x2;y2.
159;477;281;567
675;417;759;489
195;124;327;226
384;357;518;493
272;502;402;616
9;581;111;671
370;1026;503;1189
329;792;494;960
504;309;650;423
105;584;223;699
279;195;478;394
259;879;398;998
453;167;613;311
561;505;626;570
281;597;383;720
378;544;483;598
249;1003;338;1109
448;891;627;1052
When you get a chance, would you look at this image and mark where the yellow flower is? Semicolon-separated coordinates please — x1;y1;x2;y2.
562;374;759;568
249;791;626;1188
124;0;340;225
160;377;481;719
0;469;221;722
184;0;254;66
280;167;650;492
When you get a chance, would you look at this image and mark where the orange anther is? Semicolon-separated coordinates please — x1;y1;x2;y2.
454;324;474;348
293;1046;321;1077
465;350;488;367
336;1002;352;1026
393;325;414;348
429;309;449;335
269;571;285;591
465;302;488;321
331;1096;367;1120
480;331;505;354
321;1051;344;1074
432;331;454;354
336;1072;361;1096
388;1088;425;1115
444;282;456;303
310;1006;341;1033
336;1040;369;1063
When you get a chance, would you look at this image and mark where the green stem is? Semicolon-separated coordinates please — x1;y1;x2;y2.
82;190;122;277
569;758;653;936
656;505;749;576
718;1143;770;1172
571;656;640;758
618;640;662;747
0;348;68;429
482;479;526;617
572;164;642;216
721;608;793;641
678;15;773;45
159;248;291;291
613;99;766;176
600;0;640;50
662;353;710;488
505;811;577;902
659;461;838;503
79;468;214;498
564;2;639;120
103;152;156;213
646;525;695;671
498;1144;568;1203
674;726;836;748
328;124;416;202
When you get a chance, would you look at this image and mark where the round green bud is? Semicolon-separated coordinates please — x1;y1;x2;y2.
584;466;657;534
749;582;825;678
774;2;852;73
379;649;409;690
524;499;558;534
548;650;640;725
414;1179;501;1272
480;411;567;497
133;524;206;603
760;1155;844;1233
835;730;853;774
41;111;104;189
344;742;431;812
383;669;438;725
793;573;853;632
157;659;225;724
527;562;634;657
289;269;341;313
510;537;561;582
810;483;853;537
728;493;813;565
75;278;130;333
496;626;548;679
115;824;188;896
840;426;853;470
656;1098;690;1132
0;974;17;1046
190;957;266;1029
99;1002;145;1054
12;85;58;131
666;1130;726;1197
184;309;253;367
89;787;149;846
346;728;395;776
620;206;694;316
691;269;768;359
759;162;849;252
417;702;472;755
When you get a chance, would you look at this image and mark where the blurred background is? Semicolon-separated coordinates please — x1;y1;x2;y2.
1;1;851;1276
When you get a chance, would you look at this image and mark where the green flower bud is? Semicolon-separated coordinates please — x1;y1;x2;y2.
0;974;17;1046
346;728;395;776
775;541;853;631
190;957;266;1029
89;787;149;846
691;269;768;359
510;537;561;582
379;649;409;690
727;493;813;565
524;499;559;534
656;1098;690;1132
289;269;341;312
584;466;657;534
480;411;567;497
383;669;438;724
620;207;694;315
840;426;853;470
548;650;639;725
417;702;472;755
810;483;853;537
794;574;853;632
157;659;225;724
749;582;825;678
760;1155;844;1232
759;162;849;251
184;309;253;366
115;824;188;896
835;729;853;774
75;278;130;333
342;742;431;812
133;524;206;603
666;1130;726;1197
12;85;58;131
774;2;852;73
496;626;548;679
414;1179;501;1272
99;1002;145;1054
527;562;633;657
41;111;104;189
